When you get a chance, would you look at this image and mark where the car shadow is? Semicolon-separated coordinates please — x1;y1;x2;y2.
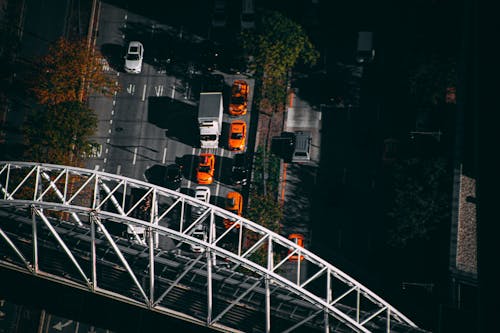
148;96;199;147
100;43;125;72
214;155;233;185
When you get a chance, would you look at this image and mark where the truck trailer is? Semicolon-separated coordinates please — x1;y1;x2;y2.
198;92;224;149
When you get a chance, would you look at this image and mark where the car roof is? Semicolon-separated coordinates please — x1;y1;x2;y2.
231;121;245;128
294;131;311;151
128;41;142;47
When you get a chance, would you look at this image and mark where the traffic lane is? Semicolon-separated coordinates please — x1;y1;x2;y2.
96;2;126;46
42;314;113;333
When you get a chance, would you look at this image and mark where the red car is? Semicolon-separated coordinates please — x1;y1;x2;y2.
196;153;215;184
229;80;249;116
288;233;304;261
228;120;246;151
223;191;243;228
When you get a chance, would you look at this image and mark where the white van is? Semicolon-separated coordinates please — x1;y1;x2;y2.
356;31;375;64
240;0;255;29
292;131;312;162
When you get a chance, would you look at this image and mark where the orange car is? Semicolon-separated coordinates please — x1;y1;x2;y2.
223;191;243;228
229;80;249;116
196;153;215;185
288;233;304;261
228;120;246;151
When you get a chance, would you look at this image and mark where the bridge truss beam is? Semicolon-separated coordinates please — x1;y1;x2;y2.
0;162;426;333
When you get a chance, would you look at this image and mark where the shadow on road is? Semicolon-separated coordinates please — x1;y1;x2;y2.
148;97;199;147
100;43;125;72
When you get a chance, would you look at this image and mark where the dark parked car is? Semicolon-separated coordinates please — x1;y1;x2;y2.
202;73;225;92
271;132;296;163
231;153;248;186
147;164;182;190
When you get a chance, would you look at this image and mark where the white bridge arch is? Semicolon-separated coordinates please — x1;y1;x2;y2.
0;162;426;333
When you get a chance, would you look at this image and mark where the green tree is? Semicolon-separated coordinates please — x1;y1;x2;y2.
242;10;319;108
247;192;283;234
386;157;451;247
408;53;457;107
23;101;97;166
32;37;118;105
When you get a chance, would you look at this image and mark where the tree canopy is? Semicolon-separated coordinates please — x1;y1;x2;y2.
32;37;117;105
23;101;97;166
386;157;451;247
242;11;319;108
408;53;457;107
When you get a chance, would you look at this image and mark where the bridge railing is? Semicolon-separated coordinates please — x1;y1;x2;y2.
0;162;422;333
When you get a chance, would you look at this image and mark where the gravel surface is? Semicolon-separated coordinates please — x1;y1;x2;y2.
455;174;477;274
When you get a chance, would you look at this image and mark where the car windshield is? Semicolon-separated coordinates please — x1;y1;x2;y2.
213;13;225;21
231;132;243;139
242;13;254;22
200;135;217;141
166;168;179;178
231;96;245;105
199;166;210;173
227;198;235;207
126;53;140;61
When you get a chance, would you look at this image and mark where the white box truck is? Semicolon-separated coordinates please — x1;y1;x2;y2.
198;92;223;149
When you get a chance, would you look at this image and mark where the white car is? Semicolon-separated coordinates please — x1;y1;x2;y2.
195;186;211;203
190;225;207;253
124;41;144;73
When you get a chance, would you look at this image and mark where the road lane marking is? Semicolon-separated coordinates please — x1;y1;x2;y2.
103;158;107;163
105;148;108;154
186;147;196;189
94;165;100;170
108;129;111;134
109;119;113;125
133;147;138;165
171;84;175;99
142;84;147;101
215;148;224;199
162;147;167;164
280;162;287;207
106;138;110;143
116;165;121;175
154;85;164;96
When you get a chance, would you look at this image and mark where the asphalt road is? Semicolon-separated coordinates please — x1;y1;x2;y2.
86;2;255;215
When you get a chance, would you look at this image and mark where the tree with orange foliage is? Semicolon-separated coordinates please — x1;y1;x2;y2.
32;37;117;105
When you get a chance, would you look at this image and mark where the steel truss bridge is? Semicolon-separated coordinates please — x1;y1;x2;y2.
0;162;427;333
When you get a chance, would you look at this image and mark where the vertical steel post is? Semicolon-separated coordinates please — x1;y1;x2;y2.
386;307;391;333
207;238;213;324
31;205;38;273
238;224;243;256
325;269;331;333
265;236;273;333
149;227;155;307
90;214;97;291
356;287;360;323
3;164;10;200
296;255;301;285
180;199;185;233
